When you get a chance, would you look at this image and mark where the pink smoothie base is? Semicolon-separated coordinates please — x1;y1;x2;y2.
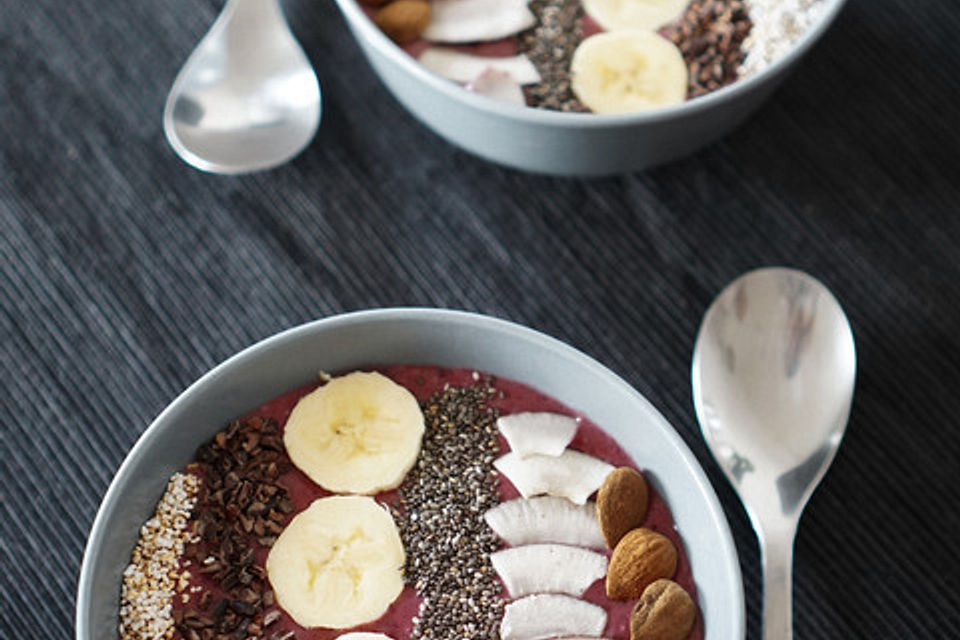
177;365;703;640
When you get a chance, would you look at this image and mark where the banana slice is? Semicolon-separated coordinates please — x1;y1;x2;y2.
284;371;425;494
570;30;688;114
581;0;689;31
266;496;405;629
336;634;397;640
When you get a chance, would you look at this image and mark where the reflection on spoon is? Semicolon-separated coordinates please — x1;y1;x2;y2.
163;0;321;174
692;267;856;640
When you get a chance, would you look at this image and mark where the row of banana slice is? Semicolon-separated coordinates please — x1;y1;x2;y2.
413;0;692;113
266;372;424;630
488;412;615;640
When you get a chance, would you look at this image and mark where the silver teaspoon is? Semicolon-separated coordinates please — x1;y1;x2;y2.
163;0;321;174
691;267;856;639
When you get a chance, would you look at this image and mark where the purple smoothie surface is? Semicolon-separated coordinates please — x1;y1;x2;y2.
174;365;703;640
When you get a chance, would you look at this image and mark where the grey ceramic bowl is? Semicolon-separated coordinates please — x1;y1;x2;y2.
332;0;845;175
77;308;744;640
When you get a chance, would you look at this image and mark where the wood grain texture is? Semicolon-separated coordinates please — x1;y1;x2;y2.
1;0;959;637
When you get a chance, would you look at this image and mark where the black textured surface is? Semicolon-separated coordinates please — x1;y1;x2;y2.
2;0;960;638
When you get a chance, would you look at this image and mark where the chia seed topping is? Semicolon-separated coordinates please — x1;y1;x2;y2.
393;377;505;639
119;472;200;640
519;0;589;112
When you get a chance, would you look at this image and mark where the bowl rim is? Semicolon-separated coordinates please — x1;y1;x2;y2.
333;0;846;126
76;307;745;639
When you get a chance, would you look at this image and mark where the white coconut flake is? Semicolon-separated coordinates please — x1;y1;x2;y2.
490;544;608;597
497;412;578;457
423;0;537;43
500;594;607;640
484;497;607;549
419;47;541;84
494;449;614;505
466;69;526;105
741;0;827;76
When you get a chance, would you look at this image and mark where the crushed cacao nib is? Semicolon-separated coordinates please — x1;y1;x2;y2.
176;416;294;640
664;0;752;98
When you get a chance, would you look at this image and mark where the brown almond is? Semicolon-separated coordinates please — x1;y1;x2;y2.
630;579;697;640
596;466;649;548
374;0;431;44
606;528;677;600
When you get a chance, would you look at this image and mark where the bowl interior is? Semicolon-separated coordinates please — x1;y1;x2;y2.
77;308;744;639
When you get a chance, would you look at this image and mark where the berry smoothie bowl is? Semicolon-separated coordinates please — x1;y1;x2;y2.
77;309;743;640
333;0;845;174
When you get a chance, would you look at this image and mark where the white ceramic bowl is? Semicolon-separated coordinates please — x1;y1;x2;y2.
333;0;845;175
76;309;743;639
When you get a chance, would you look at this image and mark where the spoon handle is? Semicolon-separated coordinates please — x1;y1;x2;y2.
761;526;796;640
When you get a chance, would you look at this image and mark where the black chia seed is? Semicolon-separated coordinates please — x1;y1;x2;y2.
518;0;590;112
392;378;504;639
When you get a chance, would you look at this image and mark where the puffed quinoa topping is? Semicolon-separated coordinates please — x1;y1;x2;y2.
119;472;200;640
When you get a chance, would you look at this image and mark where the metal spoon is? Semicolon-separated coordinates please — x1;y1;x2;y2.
163;0;321;174
691;267;856;640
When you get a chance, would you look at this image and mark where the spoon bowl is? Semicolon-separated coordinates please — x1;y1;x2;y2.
164;0;321;174
692;267;855;639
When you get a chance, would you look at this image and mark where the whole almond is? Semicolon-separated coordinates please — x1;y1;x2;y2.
630;579;697;640
606;527;677;600
596;466;649;548
374;0;431;44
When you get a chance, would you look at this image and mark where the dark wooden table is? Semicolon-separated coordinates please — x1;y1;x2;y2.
2;0;958;637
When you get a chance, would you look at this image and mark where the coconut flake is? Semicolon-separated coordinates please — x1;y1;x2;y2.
497;412;579;457
423;0;537;43
466;69;526;105
419;47;540;84
500;594;607;640
484;497;607;549
490;544;608;597
494;449;614;504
